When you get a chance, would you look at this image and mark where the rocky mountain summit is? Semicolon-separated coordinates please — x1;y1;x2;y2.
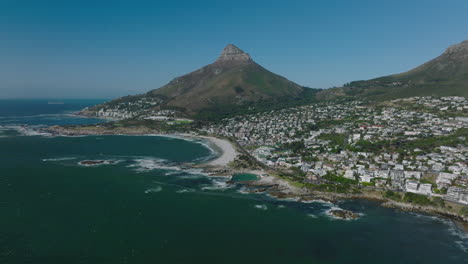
444;40;468;58
216;44;253;63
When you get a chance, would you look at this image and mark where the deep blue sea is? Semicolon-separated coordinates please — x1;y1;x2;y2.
0;99;467;264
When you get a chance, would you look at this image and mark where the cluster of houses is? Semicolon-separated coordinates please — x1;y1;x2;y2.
204;97;467;147
90;97;164;120
393;96;468;112
203;96;468;205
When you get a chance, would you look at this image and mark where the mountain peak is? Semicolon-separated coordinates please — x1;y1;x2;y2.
444;40;468;56
217;44;252;63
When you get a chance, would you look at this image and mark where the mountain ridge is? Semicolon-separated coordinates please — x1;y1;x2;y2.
319;40;468;100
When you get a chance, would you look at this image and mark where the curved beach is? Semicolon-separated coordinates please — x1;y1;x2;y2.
199;136;238;166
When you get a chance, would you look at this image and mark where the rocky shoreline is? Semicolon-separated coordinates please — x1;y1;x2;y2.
42;125;468;225
237;178;468;224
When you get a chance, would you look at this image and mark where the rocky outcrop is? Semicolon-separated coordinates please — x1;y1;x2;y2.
444;40;468;59
216;44;252;63
329;209;360;220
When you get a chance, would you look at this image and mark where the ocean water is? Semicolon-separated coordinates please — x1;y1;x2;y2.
0;99;467;264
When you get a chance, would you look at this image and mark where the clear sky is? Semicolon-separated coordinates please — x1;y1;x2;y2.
1;0;468;99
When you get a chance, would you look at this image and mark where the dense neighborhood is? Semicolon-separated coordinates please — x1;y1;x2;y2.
82;95;468;206
202;96;468;205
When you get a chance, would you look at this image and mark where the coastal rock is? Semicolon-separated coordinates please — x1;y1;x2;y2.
78;160;115;166
268;191;297;199
329;209;360;220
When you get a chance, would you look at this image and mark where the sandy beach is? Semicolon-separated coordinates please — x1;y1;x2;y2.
199;136;239;166
42;125;239;167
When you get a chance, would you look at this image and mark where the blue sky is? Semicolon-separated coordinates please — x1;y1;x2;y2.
1;0;468;98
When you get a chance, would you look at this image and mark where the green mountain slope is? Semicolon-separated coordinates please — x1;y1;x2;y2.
320;40;468;100
85;44;305;117
148;44;304;113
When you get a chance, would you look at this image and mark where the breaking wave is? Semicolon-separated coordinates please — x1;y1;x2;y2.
0;125;51;137
302;199;336;207
201;177;233;191
254;204;268;210
128;158;206;175
144;186;163;194
176;189;194;194
409;213;468;252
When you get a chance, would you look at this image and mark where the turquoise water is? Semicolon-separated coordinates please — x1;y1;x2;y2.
0;100;467;263
231;173;259;182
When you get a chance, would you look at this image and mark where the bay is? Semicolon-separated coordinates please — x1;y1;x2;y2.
0;99;466;264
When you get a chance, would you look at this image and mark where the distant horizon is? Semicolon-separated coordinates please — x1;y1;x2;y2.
1;0;468;98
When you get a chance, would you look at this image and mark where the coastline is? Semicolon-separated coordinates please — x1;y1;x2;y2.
197;135;238;167
41;125;468;225
42;125;240;169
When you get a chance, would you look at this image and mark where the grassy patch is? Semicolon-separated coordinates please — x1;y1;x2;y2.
403;192;432;206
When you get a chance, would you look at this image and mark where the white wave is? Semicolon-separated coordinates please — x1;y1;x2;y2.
277;205;286;209
280;197;301;202
254;204;268;210
176;189;194;194
127;158;172;171
128;158;207;177
307;213;318;218
408;212;445;222
176;174;206;179
304;199;335;206
42;157;77;162
408;212;468;252
144;186;162;194
5;125;51;137
0;125;50;137
201;177;234;191
265;193;300;202
445;220;468;253
165;171;182;176
237;186;250;194
455;241;467;253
